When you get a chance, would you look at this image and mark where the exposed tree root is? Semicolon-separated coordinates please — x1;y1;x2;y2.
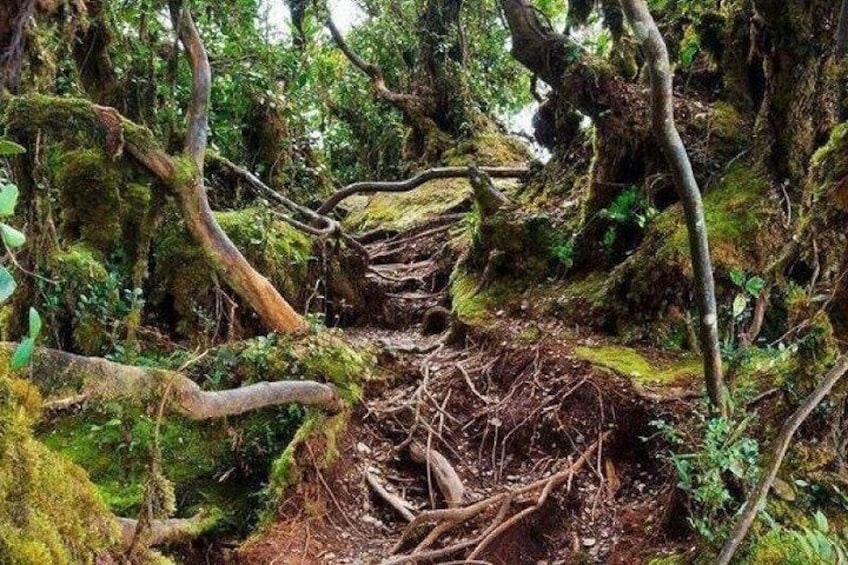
716;354;848;565
118;511;217;549
409;441;465;507
317;166;529;215
365;470;416;522
386;431;611;563
2;343;345;417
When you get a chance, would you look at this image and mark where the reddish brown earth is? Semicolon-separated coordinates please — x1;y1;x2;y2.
236;207;699;564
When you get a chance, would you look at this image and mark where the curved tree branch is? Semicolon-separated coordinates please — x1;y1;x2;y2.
172;5;210;171
6;95;307;335
499;0;638;124
325;10;432;130
118;511;219;549
716;354;848;564
619;0;726;414
5;342;345;416
316;166;529;215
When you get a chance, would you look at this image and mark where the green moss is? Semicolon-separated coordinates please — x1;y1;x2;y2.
40;412;231;517
646;556;685;565
574;345;701;386
741;528;818;565
46;244;121;355
152;207;312;336
658;163;770;270
557;272;610;311
344;178;470;232
50;148;150;257
0;373;119;563
267;410;323;497
442;132;530;167
811;122;848;170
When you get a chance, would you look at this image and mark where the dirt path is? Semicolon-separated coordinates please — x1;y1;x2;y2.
238;208;692;564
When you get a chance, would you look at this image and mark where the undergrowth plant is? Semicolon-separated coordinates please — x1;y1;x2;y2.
598;186;657;256
0;139;41;366
649;398;759;542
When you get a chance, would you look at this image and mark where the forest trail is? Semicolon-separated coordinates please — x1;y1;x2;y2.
239;199;693;564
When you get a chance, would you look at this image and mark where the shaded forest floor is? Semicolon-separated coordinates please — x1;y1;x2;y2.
236;198;702;564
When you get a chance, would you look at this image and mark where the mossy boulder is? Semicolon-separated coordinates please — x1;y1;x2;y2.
0;371;118;563
151;206;312;337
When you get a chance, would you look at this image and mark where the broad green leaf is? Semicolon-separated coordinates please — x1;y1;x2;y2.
732;293;748;318
1;223;25;248
0;183;19;216
728;269;745;287
0;140;26;157
815;510;829;533
28;307;41;339
745;276;765;297
0;266;16;303
10;337;34;370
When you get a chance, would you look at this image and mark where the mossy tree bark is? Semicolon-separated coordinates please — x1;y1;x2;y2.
499;0;653;222
0;0;36;93
4;6;308;334
744;0;842;181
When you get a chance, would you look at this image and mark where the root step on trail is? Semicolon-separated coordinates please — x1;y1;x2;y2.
240;212;688;564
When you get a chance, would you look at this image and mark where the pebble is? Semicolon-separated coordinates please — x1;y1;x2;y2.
582;537;596;547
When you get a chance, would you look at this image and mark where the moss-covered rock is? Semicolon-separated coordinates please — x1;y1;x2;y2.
0;371;118;563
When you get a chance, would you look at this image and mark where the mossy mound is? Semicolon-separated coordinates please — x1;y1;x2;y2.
344;177;471;233
38;330;373;531
442;131;531;167
152;206;312;337
449;267;529;325
0;372;118;563
342;132;527;233
50;148;151;257
579;162;786;342
39;243;127;355
574;344;701;387
470;208;560;281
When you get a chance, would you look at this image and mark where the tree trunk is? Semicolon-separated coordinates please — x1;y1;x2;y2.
747;0;841;181
619;0;726;414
